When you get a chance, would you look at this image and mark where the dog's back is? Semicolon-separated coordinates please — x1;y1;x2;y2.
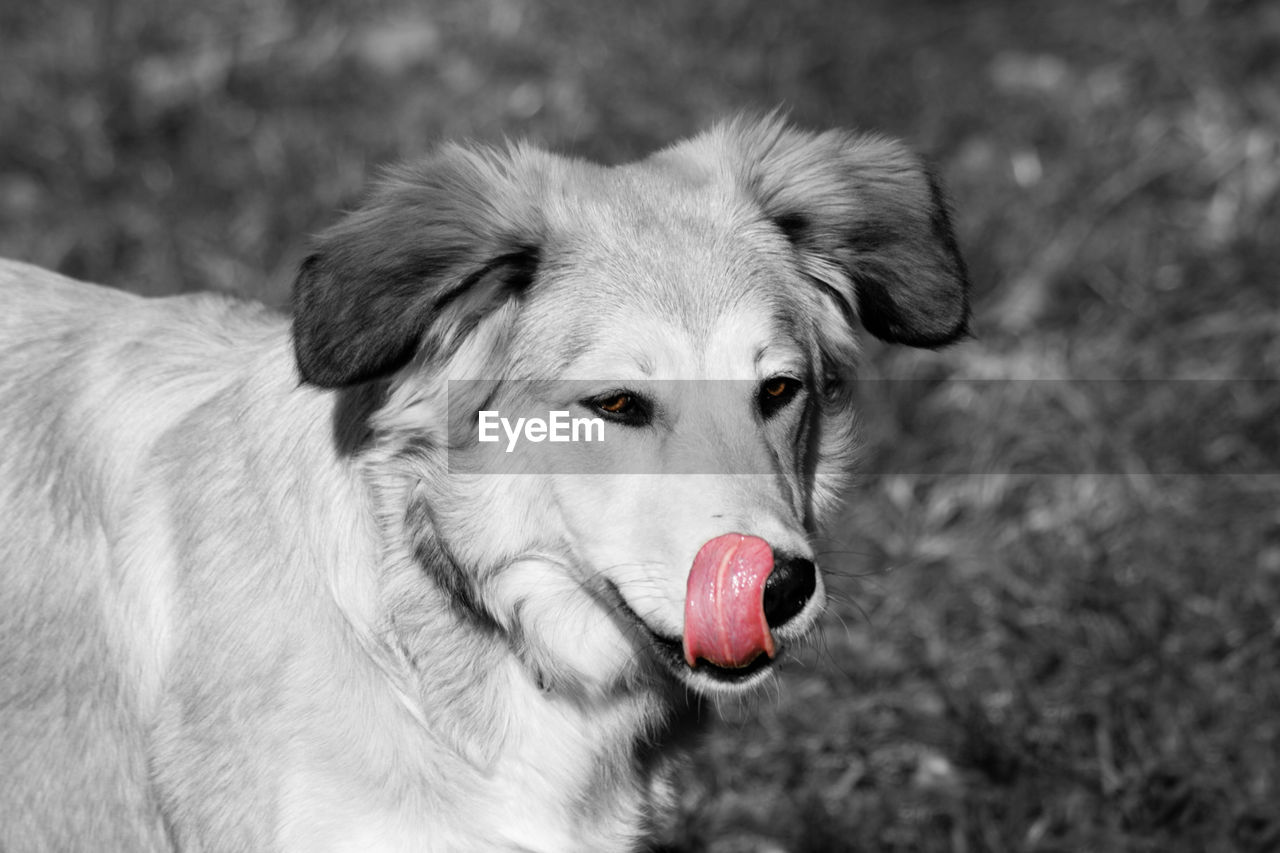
0;262;286;849
1;271;165;848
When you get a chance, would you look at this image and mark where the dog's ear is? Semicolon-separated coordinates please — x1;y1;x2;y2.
720;116;970;347
292;145;544;388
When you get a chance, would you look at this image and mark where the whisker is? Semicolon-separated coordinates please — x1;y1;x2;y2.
814;547;873;558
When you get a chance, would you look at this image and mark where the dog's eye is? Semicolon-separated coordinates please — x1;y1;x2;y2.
758;376;802;419
599;394;631;413
586;391;652;427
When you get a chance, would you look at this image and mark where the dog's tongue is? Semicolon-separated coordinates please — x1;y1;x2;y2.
683;534;776;669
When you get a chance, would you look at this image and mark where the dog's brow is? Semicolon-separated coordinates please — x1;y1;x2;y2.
754;342;805;371
624;352;655;377
567;352;653;379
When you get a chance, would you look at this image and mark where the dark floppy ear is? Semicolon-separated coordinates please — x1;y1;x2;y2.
292;144;544;388
724;117;969;347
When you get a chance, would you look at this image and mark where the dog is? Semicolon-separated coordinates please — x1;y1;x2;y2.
0;115;968;852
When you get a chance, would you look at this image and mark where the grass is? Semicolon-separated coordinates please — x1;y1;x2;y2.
2;1;1277;850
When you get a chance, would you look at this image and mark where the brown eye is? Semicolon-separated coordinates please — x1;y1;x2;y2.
764;378;789;398
598;394;631;413
585;390;652;427
759;375;802;419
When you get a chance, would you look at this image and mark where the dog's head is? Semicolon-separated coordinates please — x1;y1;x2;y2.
292;116;968;698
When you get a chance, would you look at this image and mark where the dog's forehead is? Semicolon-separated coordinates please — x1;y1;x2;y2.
506;160;816;378
530;157;807;326
546;154;751;244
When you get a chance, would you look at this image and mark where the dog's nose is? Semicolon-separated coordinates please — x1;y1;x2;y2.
763;554;817;629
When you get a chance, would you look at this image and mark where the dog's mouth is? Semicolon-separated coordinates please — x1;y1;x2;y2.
647;630;776;689
602;563;789;693
605;589;777;692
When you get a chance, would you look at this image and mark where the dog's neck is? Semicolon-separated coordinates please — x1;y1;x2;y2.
339;454;702;844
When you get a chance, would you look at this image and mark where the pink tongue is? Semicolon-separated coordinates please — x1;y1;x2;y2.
683;533;776;669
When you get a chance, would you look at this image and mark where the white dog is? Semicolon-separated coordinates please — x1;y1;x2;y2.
0;115;967;852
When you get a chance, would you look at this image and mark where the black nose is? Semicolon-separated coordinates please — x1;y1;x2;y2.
763;554;817;629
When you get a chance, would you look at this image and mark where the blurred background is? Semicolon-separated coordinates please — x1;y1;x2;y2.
2;0;1277;850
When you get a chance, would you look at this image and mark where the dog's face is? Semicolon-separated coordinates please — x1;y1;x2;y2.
291;117;968;698
445;194;837;694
